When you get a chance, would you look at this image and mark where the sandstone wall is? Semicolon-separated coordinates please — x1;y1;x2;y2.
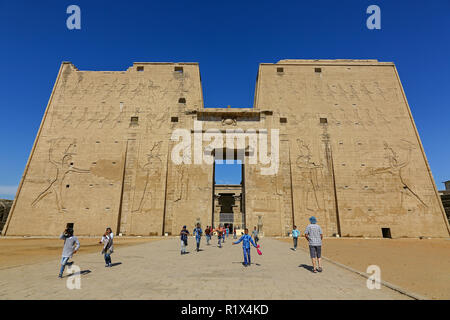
3;62;203;236
254;60;450;237
4;59;448;238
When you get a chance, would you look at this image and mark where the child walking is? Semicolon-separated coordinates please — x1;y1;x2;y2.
193;223;203;252
233;228;258;267
222;225;226;243
58;227;80;278
100;227;114;267
180;226;190;255
215;225;224;248
205;226;211;245
291;225;300;251
251;226;259;244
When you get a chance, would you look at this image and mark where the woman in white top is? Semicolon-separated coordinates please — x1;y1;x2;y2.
100;227;114;245
99;227;114;267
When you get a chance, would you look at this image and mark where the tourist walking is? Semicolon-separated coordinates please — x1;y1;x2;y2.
180;226;190;255
193;223;203;252
58;227;80;278
215;225;224;248
292;225;300;250
222;225;226;243
205;226;211;245
233;227;237;239
233;228;258;267
304;216;323;273
101;228;114;267
252;226;259;244
100;227;114;243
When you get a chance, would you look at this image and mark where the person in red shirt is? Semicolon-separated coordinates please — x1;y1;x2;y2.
205;226;211;245
214;225;224;248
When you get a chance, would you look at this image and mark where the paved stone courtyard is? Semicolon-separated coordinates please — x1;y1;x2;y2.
0;237;409;299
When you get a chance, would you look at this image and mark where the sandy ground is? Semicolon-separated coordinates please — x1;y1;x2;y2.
277;237;450;299
0;236;162;270
1;236;448;299
0;237;407;299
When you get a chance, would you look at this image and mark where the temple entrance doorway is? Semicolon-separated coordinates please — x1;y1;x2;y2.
212;148;245;230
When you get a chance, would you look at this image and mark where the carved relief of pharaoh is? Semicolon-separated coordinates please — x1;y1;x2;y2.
174;144;191;202
31;138;90;212
365;141;426;211
133;141;163;213
295;139;324;212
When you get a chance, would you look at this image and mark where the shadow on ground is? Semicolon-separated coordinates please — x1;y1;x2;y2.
66;270;91;278
232;262;261;267
299;264;315;273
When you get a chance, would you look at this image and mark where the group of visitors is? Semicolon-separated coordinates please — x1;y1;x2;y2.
57;216;324;277
58;226;114;278
179;216;323;272
179;223;262;267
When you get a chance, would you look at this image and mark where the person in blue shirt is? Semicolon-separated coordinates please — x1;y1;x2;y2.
232;228;258;267
222;226;226;243
291;225;300;251
193;223;203;252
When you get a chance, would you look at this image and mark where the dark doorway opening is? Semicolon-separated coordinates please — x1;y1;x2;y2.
381;228;392;238
218;193;235;213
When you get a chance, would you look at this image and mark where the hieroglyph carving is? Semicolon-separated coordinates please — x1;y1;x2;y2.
295;139;324;212
31;138;90;212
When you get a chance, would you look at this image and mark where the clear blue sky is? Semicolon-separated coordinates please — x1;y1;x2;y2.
1;0;449;199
